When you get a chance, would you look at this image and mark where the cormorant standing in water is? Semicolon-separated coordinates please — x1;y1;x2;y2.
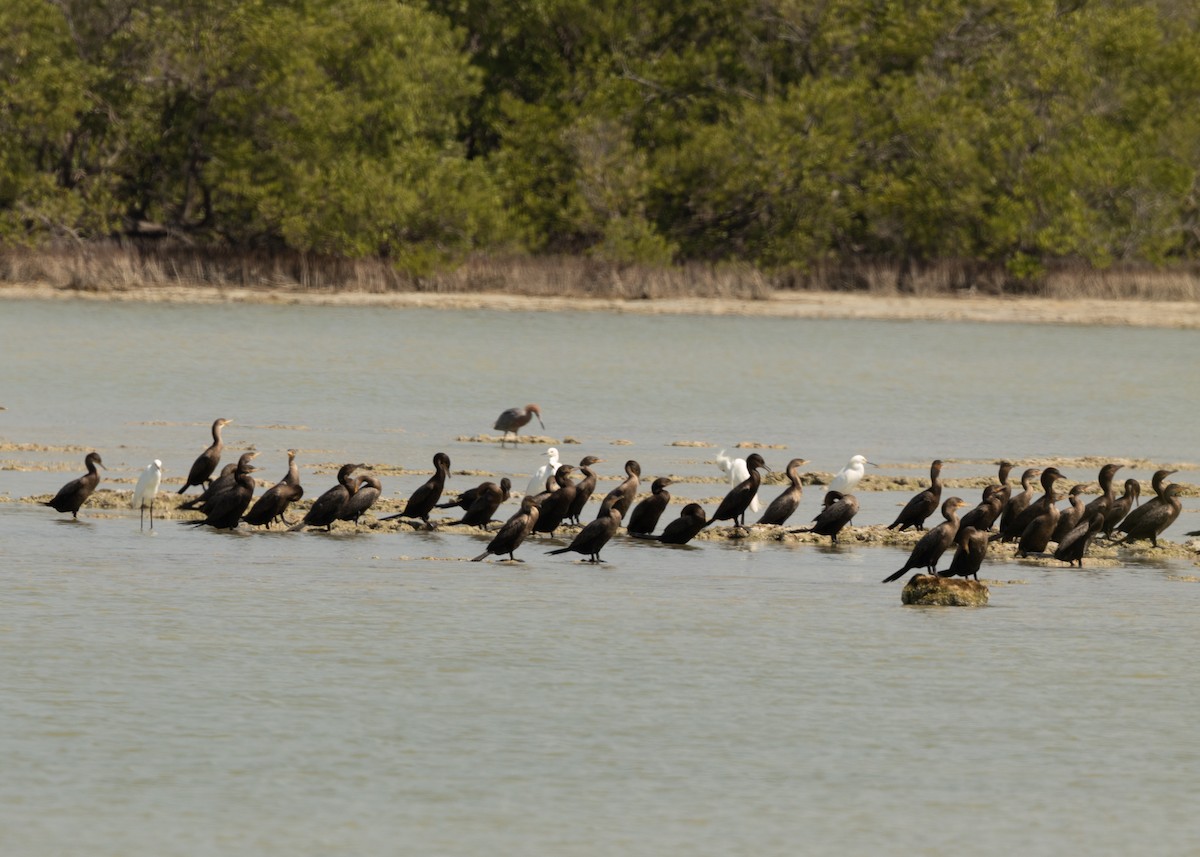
887;459;944;531
381;452;451;529
178;418;231;494
548;507;622;563
243;449;304;528
566;455;604;524
790;491;859;544
704;453;770;529
339;472;381;527
472;495;540;562
186;452;259;530
533;465;577;536
1114;483;1184;548
939;525;988;581
44;451;105;518
289;463;361;532
1054;511;1106;567
630;503;708;545
626;477;672;535
882;497;968;582
598;460;641;519
756;458;809;526
494;404;543;446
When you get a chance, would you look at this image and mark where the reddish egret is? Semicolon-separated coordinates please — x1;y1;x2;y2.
494;404;544;446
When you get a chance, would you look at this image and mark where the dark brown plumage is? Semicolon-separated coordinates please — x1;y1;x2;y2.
548;507;622;562
472;495;540;562
178;418;231;494
882;496;967;582
186;452;258;530
179;462;237;511
1081;463;1122;522
339;473;381;526
1114;483;1184;548
886;459;944;531
494;404;543;445
44;451;105;518
1015;468;1067;557
1050;483;1089;544
242;449;304;528
756;457;809;526
381;452;451;529
790;490;859;543
939;525;988;580
630;503;708;545
705;453;769;528
288;463;361;532
566;455;604;524
1103;478;1140;538
958;484;1005;534
996;467;1042;542
1114;469;1175;539
533;465;577;536
456;478;512;528
1054;511;1106;567
598;460;641;519
626;477;672;535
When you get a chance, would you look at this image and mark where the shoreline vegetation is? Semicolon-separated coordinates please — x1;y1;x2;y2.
3;248;1200;328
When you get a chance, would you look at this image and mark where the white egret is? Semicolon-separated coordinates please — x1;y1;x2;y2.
526;447;560;496
716;449;762;513
132;459;163;530
828;454;877;494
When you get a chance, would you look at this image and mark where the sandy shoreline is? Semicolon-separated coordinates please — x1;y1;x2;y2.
4;282;1200;328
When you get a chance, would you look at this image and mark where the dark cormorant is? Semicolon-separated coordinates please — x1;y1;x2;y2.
339;473;381;527
472;495;540;562
626;477;673;535
1114;469;1175;538
1014;468;1067;557
44;451;105;518
180;461;237;511
704;453;770;529
380;452;451;529
789;491;859;543
1114;483;1184;548
993;460;1015;510
1103;478;1141;538
533;465;577;536
288;463;361;532
177;418;231;494
756;458;809;526
882;496;968;582
185;452;258;530
939;525;988;581
886;459;944;531
1082;463;1122;522
996;467;1041;542
454;478;512;528
548;507;622;563
494;403;544;446
1053;511;1106;567
566;455;604;524
1050;483;1089;544
243;449;304;528
958;484;1005;534
598;460;641;519
630;503;708;545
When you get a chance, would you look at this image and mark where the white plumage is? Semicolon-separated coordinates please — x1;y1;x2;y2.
829;454;874;495
716;449;761;513
526;447;561;496
132;459;163;530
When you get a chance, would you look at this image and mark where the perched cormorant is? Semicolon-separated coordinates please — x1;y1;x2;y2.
132;459;163;530
630;503;708;545
381;452;451;529
756;458;809;526
472;495;540;562
451;478;512;528
339;473;381;527
1054;511;1106;567
1014;468;1067;557
533;465;577;536
717;450;762;514
45;451;105;518
704;453;770;529
566;455;604;524
882;496;968;582
1082;463;1122;522
243;449;304;528
494;403;544;446
939;525;988;581
526;447;561;497
177;418;231;494
548;507;622;563
289;463;361;532
626;477;673;535
1114;469;1175;538
1050;483;1089;544
958;484;1005;534
887;459;944;531
829;455;876;494
598;460;641;519
993;460;1016;511
1103;478;1141;538
1114;483;1184;548
186;452;258;530
790;491;859;543
179;462;237;511
996;467;1042;542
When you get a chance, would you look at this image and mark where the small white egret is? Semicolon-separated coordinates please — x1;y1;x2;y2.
716;449;762;513
526;447;560;496
132;459;163;530
829;454;876;495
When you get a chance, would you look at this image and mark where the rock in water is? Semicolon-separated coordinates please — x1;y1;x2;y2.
900;574;989;607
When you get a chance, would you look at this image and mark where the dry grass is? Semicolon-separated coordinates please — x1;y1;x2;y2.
2;244;1198;302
